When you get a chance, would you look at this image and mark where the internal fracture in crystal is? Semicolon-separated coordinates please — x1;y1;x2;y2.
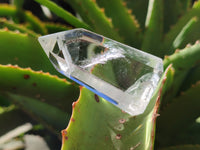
38;28;163;116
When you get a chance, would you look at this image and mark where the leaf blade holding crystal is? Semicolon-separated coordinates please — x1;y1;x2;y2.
61;66;172;150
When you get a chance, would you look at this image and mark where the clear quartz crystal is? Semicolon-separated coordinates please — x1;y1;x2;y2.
38;28;163;116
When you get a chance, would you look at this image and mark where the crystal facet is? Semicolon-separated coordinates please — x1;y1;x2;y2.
38;28;163;116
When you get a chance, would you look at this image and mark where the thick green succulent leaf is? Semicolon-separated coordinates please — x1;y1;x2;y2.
142;0;163;56
6;93;69;135
0;64;79;113
181;63;200;91
0;29;59;76
164;41;200;70
163;0;186;33
162;0;200;55
159;145;200;150
34;0;91;30
123;0;149;31
61;66;173;150
64;0;123;42
12;0;24;8
96;0;142;47
44;22;71;33
0;4;47;34
11;0;25;23
170;17;200;51
0;18;38;37
162;41;200;105
165;118;200;146
156;81;200;147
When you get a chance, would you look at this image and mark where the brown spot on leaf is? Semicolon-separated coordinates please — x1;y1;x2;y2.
61;130;68;141
71;118;75;122
119;119;126;124
115;134;122;140
94;94;100;102
32;83;37;87
24;74;30;79
62;130;67;135
65;136;68;140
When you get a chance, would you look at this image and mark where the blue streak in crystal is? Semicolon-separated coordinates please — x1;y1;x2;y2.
70;76;118;105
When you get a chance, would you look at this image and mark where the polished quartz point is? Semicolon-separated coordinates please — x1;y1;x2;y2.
38;28;163;116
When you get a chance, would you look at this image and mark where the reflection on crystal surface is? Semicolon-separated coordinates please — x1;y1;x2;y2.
38;28;163;116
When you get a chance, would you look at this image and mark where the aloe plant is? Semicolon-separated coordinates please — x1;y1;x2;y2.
0;0;200;149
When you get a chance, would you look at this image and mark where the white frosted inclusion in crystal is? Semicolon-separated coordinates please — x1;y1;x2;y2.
38;28;163;116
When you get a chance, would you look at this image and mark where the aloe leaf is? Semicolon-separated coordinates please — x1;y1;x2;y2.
12;0;24;8
0;18;38;37
11;0;25;23
181;63;200;91
164;118;200;146
44;22;71;33
162;0;200;54
6;93;69;135
156;81;200;147
168;17;200;54
64;0;123;42
123;0;149;31
163;41;200;70
96;0;142;47
180;0;193;11
142;0;163;56
0;29;59;75
163;0;184;33
0;64;79;113
34;0;91;30
159;145;200;150
0;4;46;34
61;66;173;150
162;41;200;106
